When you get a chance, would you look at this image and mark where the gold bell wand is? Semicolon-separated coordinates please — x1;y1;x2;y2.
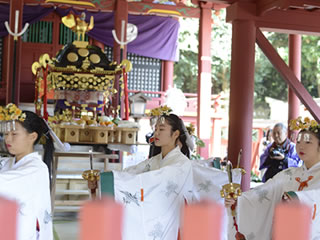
82;149;100;200
220;155;246;240
220;161;242;214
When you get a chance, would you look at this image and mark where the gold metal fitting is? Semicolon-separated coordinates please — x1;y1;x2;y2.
82;169;100;182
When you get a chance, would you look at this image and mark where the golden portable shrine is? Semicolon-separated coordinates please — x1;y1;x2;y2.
32;12;138;146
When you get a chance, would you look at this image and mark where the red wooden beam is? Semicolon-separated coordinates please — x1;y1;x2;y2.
128;1;200;18
227;2;320;36
257;8;320;36
256;29;320;122
22;0;202;18
286;0;320;10
256;0;282;16
226;1;256;22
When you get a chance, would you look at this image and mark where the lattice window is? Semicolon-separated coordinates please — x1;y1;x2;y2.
22;21;53;43
104;46;113;62
59;23;88;45
104;46;162;97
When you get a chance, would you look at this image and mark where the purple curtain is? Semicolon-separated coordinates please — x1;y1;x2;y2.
0;4;179;61
23;5;55;25
0;4;10;38
127;15;179;62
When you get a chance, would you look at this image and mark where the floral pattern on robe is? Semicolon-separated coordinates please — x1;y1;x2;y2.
295;185;320;238
189;160;242;240
0;152;53;240
231;162;320;240
112;148;245;240
113;146;193;240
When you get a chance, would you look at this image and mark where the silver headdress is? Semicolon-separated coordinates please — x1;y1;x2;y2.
0;103;26;133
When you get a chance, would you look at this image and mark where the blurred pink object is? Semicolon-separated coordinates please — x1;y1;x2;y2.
273;202;312;240
79;197;123;240
0;196;18;240
182;200;223;240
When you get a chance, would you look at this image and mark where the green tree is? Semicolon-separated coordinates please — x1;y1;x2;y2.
255;32;320;108
301;35;320;97
175;10;320;119
175;10;231;94
254;32;288;105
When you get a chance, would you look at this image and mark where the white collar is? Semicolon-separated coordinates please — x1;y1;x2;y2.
307;161;320;172
302;162;320;172
13;152;41;168
160;146;181;161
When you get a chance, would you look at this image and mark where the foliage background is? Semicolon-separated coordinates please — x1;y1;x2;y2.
174;10;320;119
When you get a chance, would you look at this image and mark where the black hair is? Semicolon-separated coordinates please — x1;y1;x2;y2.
266;128;272;140
151;113;190;158
273;122;287;133
20;111;55;180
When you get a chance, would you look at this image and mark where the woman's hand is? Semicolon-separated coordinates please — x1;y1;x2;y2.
225;197;236;208
282;192;298;202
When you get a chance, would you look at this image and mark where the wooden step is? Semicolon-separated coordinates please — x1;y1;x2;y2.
57;169;95;175
56;189;90;195
58;155;119;162
55;200;85;206
54;206;81;212
56;174;85;180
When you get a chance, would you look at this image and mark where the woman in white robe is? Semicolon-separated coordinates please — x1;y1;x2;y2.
111;113;193;240
190;160;243;240
0;108;54;240
225;124;320;240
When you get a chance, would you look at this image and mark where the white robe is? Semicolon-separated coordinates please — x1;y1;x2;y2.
295;181;320;239
113;146;193;240
0;152;53;240
233;161;320;240
189;160;242;240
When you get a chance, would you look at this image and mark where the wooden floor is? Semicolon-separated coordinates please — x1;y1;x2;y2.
54;220;78;240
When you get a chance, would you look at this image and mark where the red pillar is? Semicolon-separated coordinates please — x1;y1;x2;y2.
227;20;256;191
163;60;174;91
4;0;24;104
288;35;301;142
113;0;128;118
197;2;212;159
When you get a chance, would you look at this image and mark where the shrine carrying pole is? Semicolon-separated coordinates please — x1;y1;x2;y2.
5;10;29;104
